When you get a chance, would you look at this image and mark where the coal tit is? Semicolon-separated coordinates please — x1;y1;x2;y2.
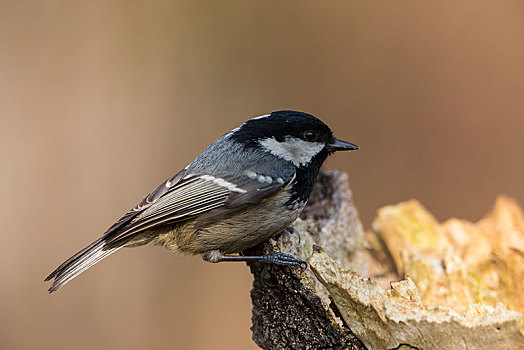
45;110;358;292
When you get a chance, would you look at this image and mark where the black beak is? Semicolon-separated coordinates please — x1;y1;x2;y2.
327;138;359;152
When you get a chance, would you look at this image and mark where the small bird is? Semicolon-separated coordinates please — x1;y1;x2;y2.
45;110;358;292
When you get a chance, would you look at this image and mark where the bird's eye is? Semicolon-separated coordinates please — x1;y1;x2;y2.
303;130;317;141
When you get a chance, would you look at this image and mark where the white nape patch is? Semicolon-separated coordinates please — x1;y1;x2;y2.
251;113;270;121
200;175;246;193
258;136;324;167
225;114;270;138
226;126;241;136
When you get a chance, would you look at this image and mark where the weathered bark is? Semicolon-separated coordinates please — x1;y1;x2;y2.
246;170;367;350
248;254;365;350
246;170;524;350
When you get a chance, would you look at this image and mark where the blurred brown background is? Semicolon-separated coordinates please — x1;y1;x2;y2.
1;1;524;349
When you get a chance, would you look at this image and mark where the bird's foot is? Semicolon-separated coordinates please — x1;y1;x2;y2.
261;251;307;269
212;251;307;270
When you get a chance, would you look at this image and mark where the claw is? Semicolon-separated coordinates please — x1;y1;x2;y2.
282;226;301;243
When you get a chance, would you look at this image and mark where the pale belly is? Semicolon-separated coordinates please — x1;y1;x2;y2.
149;192;305;255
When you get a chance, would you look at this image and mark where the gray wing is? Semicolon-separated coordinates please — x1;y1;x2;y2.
103;170;295;247
45;168;294;292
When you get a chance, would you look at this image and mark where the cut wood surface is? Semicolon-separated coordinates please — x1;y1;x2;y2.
247;170;524;350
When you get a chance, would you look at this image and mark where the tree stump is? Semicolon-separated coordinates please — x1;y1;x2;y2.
246;170;367;349
246;170;524;350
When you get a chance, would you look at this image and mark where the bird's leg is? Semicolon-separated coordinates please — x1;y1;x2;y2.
219;252;307;268
282;226;301;243
202;250;307;269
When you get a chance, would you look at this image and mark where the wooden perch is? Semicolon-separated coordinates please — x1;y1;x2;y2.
246;170;524;350
246;170;367;349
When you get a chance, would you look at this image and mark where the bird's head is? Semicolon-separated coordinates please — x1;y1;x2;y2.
228;110;358;168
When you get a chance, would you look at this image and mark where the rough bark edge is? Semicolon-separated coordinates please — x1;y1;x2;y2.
246;170;367;350
247;246;365;350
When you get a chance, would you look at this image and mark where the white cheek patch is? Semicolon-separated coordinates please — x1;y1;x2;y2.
258;136;324;167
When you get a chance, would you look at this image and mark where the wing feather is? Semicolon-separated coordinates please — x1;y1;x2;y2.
103;177;230;246
46;168;295;292
104;171;295;246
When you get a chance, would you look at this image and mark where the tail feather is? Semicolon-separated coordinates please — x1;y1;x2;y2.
46;238;122;293
45;238;103;282
46;210;143;293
